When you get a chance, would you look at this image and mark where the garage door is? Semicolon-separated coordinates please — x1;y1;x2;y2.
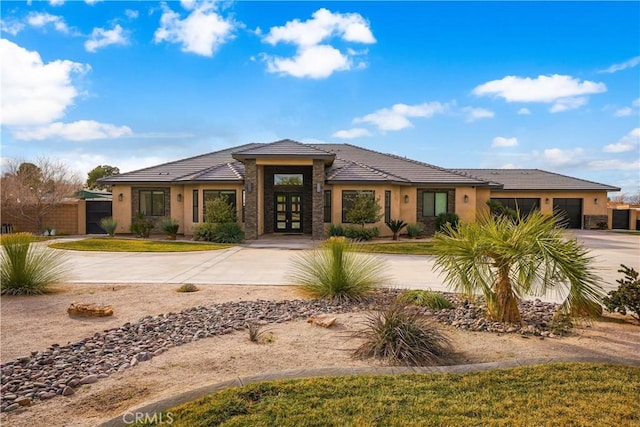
86;201;113;234
553;198;583;229
491;198;540;215
612;210;630;230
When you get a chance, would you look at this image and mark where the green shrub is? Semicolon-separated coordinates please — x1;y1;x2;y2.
487;200;519;222
435;213;459;233
345;192;383;227
406;222;424;238
344;226;379;241
0;233;69;295
385;219;407;240
130;212;154;238
99;217;117;237
352;302;454;366
204;197;236;224
328;224;345;237
160;217;180;238
177;283;199;293
602;264;640;322
397;289;454;310
288;237;387;301
193;222;244;243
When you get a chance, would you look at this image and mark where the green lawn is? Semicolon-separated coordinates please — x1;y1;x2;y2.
355;241;435;255
138;363;639;426
48;238;232;252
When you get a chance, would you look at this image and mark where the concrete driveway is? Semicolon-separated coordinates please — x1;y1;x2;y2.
61;230;639;302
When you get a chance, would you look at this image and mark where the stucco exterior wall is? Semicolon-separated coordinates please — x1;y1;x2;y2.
454;187;477;223
111;185;132;234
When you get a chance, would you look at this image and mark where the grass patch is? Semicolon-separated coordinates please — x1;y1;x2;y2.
397;289;455;310
611;230;640;235
138;363;639;426
48;238;232;252
0;234;53;245
355;241;435;255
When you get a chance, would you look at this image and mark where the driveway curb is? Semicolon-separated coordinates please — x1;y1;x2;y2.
99;356;640;426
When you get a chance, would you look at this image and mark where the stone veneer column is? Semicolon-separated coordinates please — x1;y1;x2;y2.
244;159;258;240
312;159;325;240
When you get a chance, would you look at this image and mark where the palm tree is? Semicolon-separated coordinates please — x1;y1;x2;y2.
431;211;604;324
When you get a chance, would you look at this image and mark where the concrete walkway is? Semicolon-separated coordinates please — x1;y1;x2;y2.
62;230;639;303
98;355;640;427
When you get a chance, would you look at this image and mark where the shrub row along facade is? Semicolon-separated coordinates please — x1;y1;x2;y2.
101;139;620;239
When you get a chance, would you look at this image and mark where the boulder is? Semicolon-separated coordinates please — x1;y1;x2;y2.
307;314;337;328
67;303;113;317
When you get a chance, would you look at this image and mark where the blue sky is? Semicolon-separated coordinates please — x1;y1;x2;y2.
1;1;639;195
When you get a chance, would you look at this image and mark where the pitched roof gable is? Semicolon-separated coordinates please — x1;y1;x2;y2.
232;139;335;162
454;169;621;191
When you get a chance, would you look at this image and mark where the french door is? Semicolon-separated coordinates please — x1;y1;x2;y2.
274;193;302;232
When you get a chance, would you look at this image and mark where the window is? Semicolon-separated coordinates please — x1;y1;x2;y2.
342;190;375;223
324;190;332;223
384;190;391;223
422;191;448;217
242;190;246;223
139;190;165;216
274;174;303;186
203;190;236;207
192;190;199;223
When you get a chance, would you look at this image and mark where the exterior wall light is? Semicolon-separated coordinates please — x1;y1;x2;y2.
404;194;409;204
545;198;550;204
316;182;322;193
177;193;183;202
463;195;469;203
118;193;123;202
594;198;598;205
247;182;253;192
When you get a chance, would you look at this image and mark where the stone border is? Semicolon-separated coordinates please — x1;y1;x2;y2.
99;356;640;427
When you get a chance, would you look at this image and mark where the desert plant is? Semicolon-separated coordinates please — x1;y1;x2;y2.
204;197;236;224
288;237;387;301
344;225;379;241
352;302;453;366
246;322;272;343
99;217;118;237
193;223;218;241
432;210;605;324
397;289;454;310
487;200;519;222
345;192;383;228
435;212;459;233
130;212;154;238
328;224;345;237
211;222;244;243
0;233;69;295
602;264;640;322
385;219;407;240
160;217;180;239
177;283;199;293
406;222;424;238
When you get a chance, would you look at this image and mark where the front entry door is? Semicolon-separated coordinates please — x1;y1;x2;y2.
275;193;302;233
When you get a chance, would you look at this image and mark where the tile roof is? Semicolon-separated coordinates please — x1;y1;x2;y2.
454;169;621;191
232;139;336;161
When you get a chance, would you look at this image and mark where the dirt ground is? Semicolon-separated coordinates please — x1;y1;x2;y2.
1;283;639;427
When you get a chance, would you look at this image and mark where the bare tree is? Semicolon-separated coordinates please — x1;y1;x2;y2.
1;157;83;233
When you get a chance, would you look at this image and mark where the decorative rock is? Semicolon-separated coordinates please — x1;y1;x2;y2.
62;387;75;396
3;403;20;412
67;303;113;317
15;397;31;407
79;375;98;385
307;314;337;328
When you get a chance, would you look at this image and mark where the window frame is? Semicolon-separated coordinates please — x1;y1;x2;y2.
422;191;448;217
341;190;375;223
139;190;165;217
384;190;391;223
324;190;332;223
274;173;304;186
192;189;199;223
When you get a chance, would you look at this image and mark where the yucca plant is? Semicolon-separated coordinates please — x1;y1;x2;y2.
406;222;424;238
288;237;388;301
99;216;117;237
432;210;605;324
353;302;453;366
385;219;407;240
160;217;180;240
0;233;69;295
397;289;454;310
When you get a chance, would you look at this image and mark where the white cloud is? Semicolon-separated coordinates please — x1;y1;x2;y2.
472;75;606;108
27;12;69;33
49;0;64;5
633;98;640;107
154;1;234;57
614;107;633;117
265;44;349;79
462;106;494;122
1;19;25;35
12;121;133;141
332;128;372;139
603;128;640;153
85;0;102;4
492;136;518;148
538;147;585;167
549;96;587;113
588;159;640;170
354;102;448;131
85;24;129;52
261;8;375;79
125;9;139;19
599;56;640;74
517;107;531;115
0;39;89;126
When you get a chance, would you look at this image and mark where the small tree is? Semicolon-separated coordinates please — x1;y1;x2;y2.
86;165;120;191
1;158;82;233
346;192;383;228
204;197;236;224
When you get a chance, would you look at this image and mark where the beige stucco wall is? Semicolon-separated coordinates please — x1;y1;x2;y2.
475;187;492;219
111;185;132;234
454;187;477;223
